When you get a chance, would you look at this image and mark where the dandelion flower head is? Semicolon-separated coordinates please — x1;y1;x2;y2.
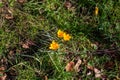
49;40;59;50
57;29;65;38
63;33;71;41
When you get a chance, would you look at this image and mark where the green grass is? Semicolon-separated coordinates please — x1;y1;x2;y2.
0;0;120;80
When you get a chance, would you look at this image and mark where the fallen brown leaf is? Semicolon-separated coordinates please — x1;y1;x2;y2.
0;73;7;80
64;1;72;10
5;8;13;19
26;40;35;46
5;13;13;19
0;66;7;80
22;43;29;49
95;73;101;78
74;59;82;72
9;50;15;56
87;65;94;71
94;68;101;74
94;68;102;78
65;61;74;72
22;40;35;49
87;71;92;76
45;76;48;80
17;0;26;3
0;57;7;65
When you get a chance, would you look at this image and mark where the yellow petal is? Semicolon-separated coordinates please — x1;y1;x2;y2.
63;33;71;41
95;6;98;16
49;40;59;50
57;30;65;38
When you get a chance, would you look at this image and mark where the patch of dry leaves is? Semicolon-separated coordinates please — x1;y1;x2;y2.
65;58;106;79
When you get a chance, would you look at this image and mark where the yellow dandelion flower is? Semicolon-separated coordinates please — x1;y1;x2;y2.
57;29;65;38
95;6;98;16
49;40;59;50
63;33;71;41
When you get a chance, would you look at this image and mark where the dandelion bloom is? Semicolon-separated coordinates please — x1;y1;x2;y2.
95;6;98;16
57;29;65;38
63;33;71;41
49;40;59;50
